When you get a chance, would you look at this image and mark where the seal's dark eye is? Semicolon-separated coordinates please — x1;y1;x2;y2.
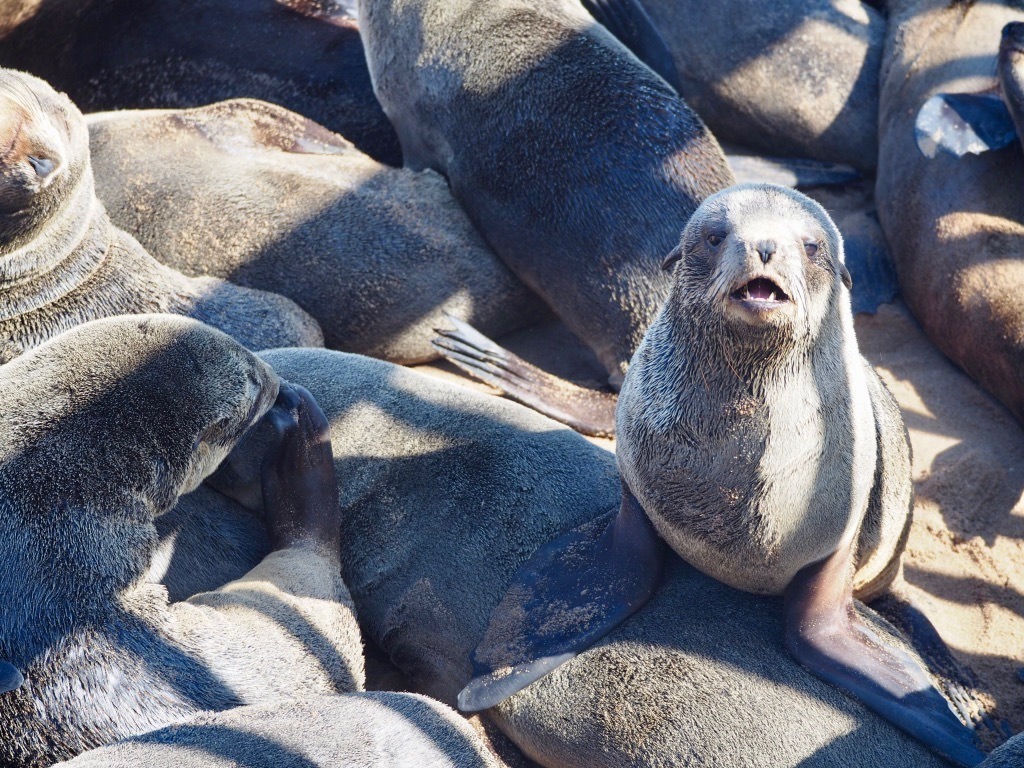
804;242;819;258
706;233;723;247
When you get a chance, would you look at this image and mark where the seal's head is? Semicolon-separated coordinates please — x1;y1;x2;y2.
662;183;851;346
0;69;86;244
0;315;281;519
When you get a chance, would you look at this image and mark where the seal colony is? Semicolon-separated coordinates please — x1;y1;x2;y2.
0;68;322;362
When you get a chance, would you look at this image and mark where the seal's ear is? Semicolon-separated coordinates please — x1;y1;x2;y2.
0;661;23;695
840;262;853;291
661;244;683;271
914;90;1017;158
458;485;664;712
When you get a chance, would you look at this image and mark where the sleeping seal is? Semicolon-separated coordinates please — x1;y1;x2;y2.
0;315;363;767
202;345;971;767
875;1;1024;427
56;693;498;768
359;0;734;433
86;99;546;364
0;69;322;363
0;0;399;164
459;185;984;765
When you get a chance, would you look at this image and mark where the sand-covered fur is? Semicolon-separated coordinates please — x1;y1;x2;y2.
87;99;545;364
0;316;362;767
56;693;499;768
0;69;322;364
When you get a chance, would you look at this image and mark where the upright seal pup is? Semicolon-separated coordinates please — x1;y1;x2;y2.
875;1;1024;427
359;0;735;432
86;99;545;364
0;0;399;164
0;69;322;363
0;315;363;767
204;346;974;767
56;693;499;768
459;185;984;765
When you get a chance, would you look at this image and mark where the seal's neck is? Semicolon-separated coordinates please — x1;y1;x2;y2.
0;167;111;320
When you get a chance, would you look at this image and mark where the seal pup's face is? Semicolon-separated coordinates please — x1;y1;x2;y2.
0;70;84;239
665;183;849;346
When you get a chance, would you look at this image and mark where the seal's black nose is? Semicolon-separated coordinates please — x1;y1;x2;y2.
757;241;776;264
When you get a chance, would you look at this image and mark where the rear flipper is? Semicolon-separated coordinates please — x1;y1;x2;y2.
580;0;682;93
725;152;861;189
432;315;617;438
0;661;22;694
458;485;664;712
786;541;986;767
871;591;1012;749
914;90;1016;159
998;22;1024;149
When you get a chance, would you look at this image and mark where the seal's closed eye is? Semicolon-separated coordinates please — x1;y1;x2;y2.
0;661;23;694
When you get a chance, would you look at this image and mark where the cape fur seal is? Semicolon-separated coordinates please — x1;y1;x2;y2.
637;0;884;171
0;315;363;767
359;0;734;432
201;345;967;767
876;2;1024;427
86;99;546;364
0;0;399;165
0;69;321;363
459;185;984;765
56;693;499;768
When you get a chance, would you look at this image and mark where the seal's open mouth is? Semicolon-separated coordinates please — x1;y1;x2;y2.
730;277;789;304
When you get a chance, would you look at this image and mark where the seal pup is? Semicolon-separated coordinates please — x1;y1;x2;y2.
56;693;499;768
359;0;734;433
0;315;363;767
457;185;984;765
86;99;546;364
0;0;399;165
205;345;964;767
876;1;1024;426
0;68;322;363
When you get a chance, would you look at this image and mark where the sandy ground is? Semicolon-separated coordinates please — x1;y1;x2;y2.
416;300;1024;739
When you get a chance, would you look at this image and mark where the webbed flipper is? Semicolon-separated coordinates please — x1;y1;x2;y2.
0;661;23;694
580;0;682;92
433;315;617;438
786;541;986;767
458;486;664;712
914;91;1016;159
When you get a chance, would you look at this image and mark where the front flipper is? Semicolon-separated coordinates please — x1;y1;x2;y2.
786;541;986;767
724;153;861;189
0;661;23;694
914;91;1016;159
432;315;617;438
458;485;664;712
580;0;682;93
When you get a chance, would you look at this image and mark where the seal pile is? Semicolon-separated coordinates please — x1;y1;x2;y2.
2;1;1024;767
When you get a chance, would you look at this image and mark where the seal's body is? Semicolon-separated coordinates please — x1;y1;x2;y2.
56;694;498;768
0;0;399;164
617;184;909;600
0;316;362;767
87;99;544;364
359;0;734;385
0;69;321;363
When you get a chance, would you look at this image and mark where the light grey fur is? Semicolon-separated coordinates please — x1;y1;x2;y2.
876;1;1024;425
640;0;884;171
0;316;362;768
0;69;322;364
86;99;546;364
56;693;498;768
357;0;733;385
617;184;911;598
203;348;941;767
